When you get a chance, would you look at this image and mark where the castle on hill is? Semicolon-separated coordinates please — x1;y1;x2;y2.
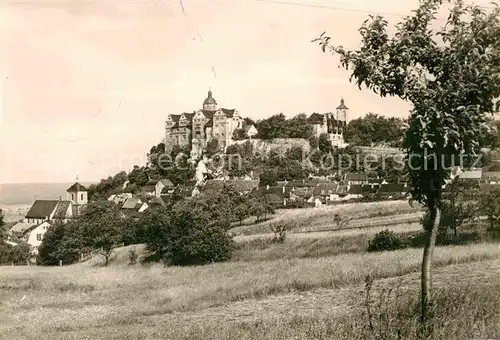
164;89;350;155
164;89;243;158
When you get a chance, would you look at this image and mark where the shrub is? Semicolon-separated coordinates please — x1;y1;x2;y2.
368;229;404;252
0;242;31;265
269;222;289;243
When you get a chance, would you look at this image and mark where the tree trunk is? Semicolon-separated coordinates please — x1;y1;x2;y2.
421;201;441;327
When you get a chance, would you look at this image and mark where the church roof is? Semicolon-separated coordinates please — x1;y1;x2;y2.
52;201;72;219
26;200;59;219
67;182;87;192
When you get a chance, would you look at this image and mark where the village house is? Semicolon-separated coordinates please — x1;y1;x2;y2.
244;124;258;139
156;179;175;197
9;222;34;238
377;183;408;199
482;171;500;184
26;221;52;255
107;193;133;205
345;184;364;200
344;173;369;185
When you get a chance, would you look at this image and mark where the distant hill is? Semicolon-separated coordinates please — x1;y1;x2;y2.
0;182;95;206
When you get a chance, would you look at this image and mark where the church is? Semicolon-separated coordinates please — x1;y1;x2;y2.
164;89;243;157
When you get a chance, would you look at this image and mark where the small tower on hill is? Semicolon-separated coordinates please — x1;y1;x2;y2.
66;176;88;216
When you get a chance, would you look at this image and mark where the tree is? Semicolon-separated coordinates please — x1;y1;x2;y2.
232;128;247;141
259;168;278;186
479;186;500;229
234;202;250;225
143;198;233;265
37;222;80;265
315;0;500;326
286;113;314;139
344;113;406;147
77;202;124;266
206;138;220;156
308;135;319;150
0;209;5;240
128;165;149;187
318;133;331;154
255;113;287;139
250;201;267;222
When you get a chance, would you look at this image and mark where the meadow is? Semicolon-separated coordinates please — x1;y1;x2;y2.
229;200;423;236
1;243;499;340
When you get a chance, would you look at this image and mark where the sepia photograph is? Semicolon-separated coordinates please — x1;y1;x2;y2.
1;0;500;339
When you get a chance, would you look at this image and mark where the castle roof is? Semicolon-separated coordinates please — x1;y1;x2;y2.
308;112;324;124
203;90;217;105
336;98;348;110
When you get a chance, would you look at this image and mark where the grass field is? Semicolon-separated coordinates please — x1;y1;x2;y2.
1;243;500;340
230;200;423;236
1;200;498;340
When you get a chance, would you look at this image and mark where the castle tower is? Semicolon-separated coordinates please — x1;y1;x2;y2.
66;178;88;216
335;98;348;134
202;89;218;111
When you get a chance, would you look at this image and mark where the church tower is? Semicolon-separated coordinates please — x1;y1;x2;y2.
66;178;88;216
202;89;218;111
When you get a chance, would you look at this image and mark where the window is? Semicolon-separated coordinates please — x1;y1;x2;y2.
81;194;83;200
71;193;74;200
36;234;43;241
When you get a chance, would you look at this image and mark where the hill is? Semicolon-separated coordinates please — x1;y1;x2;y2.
0;182;96;206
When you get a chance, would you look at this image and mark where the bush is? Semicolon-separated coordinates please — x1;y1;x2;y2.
0;242;31;265
269;222;288;243
368;229;404;252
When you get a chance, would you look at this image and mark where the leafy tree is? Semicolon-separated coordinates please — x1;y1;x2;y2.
315;0;500;325
286;113;314;139
259;168;278;186
250;201;267;222
318;133;331;154
0;209;5;240
144;198;233;265
142;209;172;255
344;113;406;147
128;165;150;187
255;113;287;139
234;202;250;225
206;138;220;156
232;128;247;141
308;135;319;150
37;222;80;265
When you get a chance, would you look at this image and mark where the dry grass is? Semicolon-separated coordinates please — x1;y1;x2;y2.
230;200;423;236
1;243;500;340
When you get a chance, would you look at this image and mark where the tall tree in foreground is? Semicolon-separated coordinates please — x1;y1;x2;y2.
314;0;500;326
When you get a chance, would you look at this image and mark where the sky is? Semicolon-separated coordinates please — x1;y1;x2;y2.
0;0;494;184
